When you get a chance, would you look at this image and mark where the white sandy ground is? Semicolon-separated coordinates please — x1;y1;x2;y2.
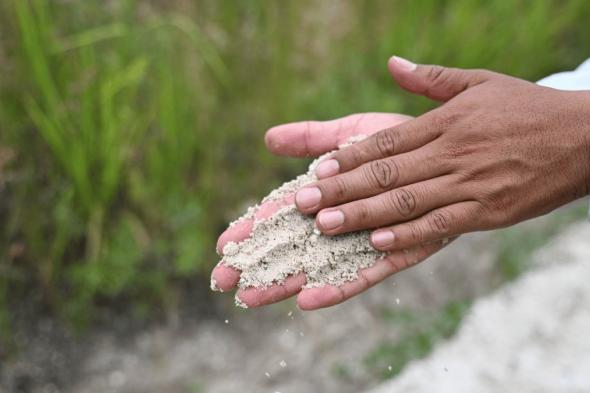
367;221;590;393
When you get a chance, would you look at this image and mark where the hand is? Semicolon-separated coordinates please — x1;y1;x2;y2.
296;56;590;254
211;113;454;310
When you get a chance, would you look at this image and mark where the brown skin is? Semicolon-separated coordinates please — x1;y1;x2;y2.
213;112;449;310
296;57;590;253
212;56;590;310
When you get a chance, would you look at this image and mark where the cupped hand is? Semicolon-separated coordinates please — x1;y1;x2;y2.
211;113;454;310
296;56;590;253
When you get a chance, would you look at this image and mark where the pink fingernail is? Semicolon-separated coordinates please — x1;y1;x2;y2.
315;159;340;179
392;56;417;72
296;187;322;209
371;230;395;248
318;210;345;230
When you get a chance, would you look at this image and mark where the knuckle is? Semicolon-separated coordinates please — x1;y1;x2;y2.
328;176;349;200
479;182;510;211
374;128;398;157
431;108;460;134
473;197;506;229
388;188;417;217
427;65;447;85
422;109;457;140
351;202;371;225
347;145;365;167
332;144;364;171
407;221;427;244
455;168;477;184
427;210;453;235
367;159;399;189
485;205;511;228
425;66;451;96
443;143;467;161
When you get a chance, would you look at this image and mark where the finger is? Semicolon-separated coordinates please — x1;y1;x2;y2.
388;55;495;102
297;238;456;310
327;111;442;174
216;194;295;254
216;220;253;255
314;175;465;235
296;144;449;214
370;201;481;251
265;113;413;157
211;263;241;292
212;194;294;292
236;273;307;308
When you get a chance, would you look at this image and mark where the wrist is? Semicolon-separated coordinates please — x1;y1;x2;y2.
577;91;590;197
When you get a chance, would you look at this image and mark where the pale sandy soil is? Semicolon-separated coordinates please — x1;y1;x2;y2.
367;222;590;393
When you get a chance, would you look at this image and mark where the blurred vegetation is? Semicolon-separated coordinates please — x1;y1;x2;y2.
1;0;590;333
496;203;589;282
365;301;471;380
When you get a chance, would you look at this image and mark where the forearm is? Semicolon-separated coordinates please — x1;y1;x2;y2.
581;91;590;200
568;90;590;201
583;91;590;218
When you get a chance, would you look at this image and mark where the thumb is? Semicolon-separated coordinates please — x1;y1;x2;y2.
388;55;494;102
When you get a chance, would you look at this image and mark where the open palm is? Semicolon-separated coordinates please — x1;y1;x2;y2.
211;112;453;310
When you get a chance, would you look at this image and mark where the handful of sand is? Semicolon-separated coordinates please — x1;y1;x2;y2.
216;139;383;304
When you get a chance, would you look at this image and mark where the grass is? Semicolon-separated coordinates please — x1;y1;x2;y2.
496;203;589;282
1;0;590;334
364;301;471;380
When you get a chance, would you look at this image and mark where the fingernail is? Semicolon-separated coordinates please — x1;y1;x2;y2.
392;56;417;72
315;159;340;179
371;230;395;248
295;187;322;209
318;210;345;230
